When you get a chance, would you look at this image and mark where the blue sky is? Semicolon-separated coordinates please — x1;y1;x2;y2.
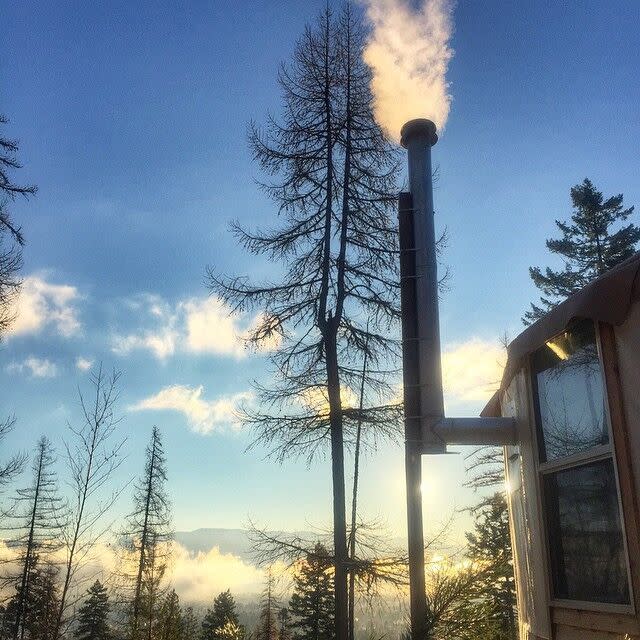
2;0;639;548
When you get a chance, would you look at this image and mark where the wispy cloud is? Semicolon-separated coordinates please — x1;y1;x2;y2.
6;274;81;339
129;385;252;435
7;356;58;379
112;294;275;361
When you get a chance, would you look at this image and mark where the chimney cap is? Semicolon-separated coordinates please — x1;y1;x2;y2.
400;119;438;148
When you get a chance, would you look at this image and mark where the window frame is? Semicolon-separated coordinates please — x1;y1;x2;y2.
529;320;635;613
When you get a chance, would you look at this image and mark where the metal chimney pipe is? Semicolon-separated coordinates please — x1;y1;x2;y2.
398;118;443;640
400;118;446;453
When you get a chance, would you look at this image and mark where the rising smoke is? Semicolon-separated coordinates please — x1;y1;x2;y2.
362;0;454;142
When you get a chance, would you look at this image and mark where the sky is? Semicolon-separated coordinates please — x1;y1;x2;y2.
2;0;640;567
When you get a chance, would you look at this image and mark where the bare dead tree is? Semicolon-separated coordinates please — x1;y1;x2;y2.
0;416;26;494
0;114;36;339
119;426;172;640
1;436;66;640
54;365;127;639
208;8;403;638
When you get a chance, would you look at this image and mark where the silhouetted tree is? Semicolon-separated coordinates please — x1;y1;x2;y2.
0;114;36;338
255;571;278;640
525;178;639;323
208;8;403;638
277;608;291;640
74;580;112;640
157;590;182;640
181;607;199;640
3;559;60;640
55;366;125;639
1;437;65;640
288;544;334;640
121;427;172;640
0;416;26;499
466;493;516;640
420;561;495;640
201;590;243;640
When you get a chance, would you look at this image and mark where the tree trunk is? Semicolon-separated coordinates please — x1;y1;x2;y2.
14;447;44;640
348;338;367;640
325;322;349;640
132;436;157;640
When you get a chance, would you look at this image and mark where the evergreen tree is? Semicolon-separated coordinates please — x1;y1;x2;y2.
465;493;517;640
277;609;291;640
75;581;112;640
157;590;182;640
525;178;639;323
288;545;334;640
201;590;243;640
3;559;60;640
120;427;172;640
1;437;65;640
255;572;277;640
181;608;199;640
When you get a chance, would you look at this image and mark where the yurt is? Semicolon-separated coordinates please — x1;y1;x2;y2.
482;252;640;639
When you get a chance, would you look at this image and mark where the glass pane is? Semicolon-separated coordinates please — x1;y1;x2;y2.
532;320;608;462
545;459;630;604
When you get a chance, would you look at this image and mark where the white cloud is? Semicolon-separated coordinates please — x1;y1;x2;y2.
112;294;275;361
182;297;247;358
441;338;505;405
7;275;81;338
170;544;268;600
7;356;58;379
129;385;252;435
75;356;94;371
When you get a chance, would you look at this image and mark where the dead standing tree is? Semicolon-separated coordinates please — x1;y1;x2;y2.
54;365;126;639
120;426;172;640
1;436;66;640
0;114;36;337
208;7;401;640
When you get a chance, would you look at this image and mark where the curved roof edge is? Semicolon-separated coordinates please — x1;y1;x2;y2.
481;251;640;418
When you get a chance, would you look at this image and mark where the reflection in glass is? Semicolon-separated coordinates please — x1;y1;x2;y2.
532;321;608;462
545;459;630;604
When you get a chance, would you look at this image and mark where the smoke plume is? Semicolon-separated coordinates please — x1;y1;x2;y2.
362;0;454;142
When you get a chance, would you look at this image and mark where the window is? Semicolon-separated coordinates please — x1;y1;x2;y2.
531;320;631;606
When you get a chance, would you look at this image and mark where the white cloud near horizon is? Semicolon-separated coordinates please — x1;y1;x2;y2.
441;338;505;406
170;544;268;600
112;294;275;361
0;539;270;604
129;385;252;435
7;356;58;379
6;275;81;339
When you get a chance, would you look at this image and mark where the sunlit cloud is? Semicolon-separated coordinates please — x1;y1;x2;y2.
129;385;253;435
111;294;276;361
182;297;248;358
6;274;81;339
7;356;58;379
170;544;268;601
441;338;505;405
